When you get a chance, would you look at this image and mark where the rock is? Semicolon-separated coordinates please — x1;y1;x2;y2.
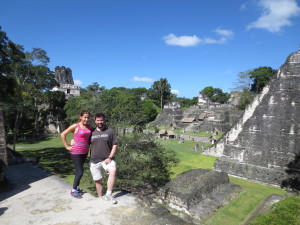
156;169;241;220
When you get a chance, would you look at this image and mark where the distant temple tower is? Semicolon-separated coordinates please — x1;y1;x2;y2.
52;66;80;99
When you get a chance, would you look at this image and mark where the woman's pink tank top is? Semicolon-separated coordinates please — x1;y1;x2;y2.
71;123;91;155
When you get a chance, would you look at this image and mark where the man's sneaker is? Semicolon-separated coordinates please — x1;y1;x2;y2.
103;194;117;204
70;189;82;198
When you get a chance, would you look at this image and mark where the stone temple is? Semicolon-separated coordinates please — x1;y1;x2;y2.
52;66;80;99
209;49;300;190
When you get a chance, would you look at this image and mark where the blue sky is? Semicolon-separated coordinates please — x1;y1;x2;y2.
1;0;300;98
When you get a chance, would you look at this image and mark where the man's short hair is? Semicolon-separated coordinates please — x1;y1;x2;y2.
94;112;106;120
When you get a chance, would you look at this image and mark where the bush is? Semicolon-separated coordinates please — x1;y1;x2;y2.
250;196;300;225
115;133;178;195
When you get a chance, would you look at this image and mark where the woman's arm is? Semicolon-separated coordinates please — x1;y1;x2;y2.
61;124;77;151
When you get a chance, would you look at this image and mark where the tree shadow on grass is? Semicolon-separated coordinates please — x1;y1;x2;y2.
8;134;57;145
19;147;75;178
281;152;300;192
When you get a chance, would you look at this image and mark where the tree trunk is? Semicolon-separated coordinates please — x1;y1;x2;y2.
34;97;39;140
13;112;22;151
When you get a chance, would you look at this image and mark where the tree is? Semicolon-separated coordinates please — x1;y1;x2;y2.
174;97;198;109
201;86;215;99
141;99;160;123
201;86;230;104
249;67;277;94
0;27;58;148
116;133;178;195
86;82;105;95
149;78;171;109
24;48;58;138
231;71;252;92
231;67;277;110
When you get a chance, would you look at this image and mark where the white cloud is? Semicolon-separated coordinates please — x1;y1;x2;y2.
74;80;83;86
171;89;181;95
214;28;234;37
163;29;234;47
247;0;300;33
163;33;200;47
131;76;154;82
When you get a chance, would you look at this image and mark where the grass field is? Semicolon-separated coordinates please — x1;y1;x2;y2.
14;135;289;225
159;139;286;225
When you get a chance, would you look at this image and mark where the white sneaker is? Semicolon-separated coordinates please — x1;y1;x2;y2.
103;194;117;204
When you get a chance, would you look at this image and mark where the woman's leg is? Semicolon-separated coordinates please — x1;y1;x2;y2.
71;154;87;189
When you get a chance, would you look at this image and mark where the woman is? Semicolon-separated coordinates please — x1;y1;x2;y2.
61;110;91;198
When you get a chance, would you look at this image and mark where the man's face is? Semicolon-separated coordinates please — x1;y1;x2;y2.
95;117;105;129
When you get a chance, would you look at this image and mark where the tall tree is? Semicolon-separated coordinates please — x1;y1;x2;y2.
149;78;171;110
0;27;58;148
25;48;58;138
249;67;277;94
231;71;252;92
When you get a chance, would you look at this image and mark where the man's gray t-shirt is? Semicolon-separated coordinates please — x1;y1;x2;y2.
90;127;117;163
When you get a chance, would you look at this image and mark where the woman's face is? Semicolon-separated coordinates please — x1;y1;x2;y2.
80;113;90;124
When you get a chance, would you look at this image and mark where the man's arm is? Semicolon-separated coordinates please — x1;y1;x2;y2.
105;144;117;164
109;144;118;159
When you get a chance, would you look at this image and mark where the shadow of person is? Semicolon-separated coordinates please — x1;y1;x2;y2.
0;207;8;216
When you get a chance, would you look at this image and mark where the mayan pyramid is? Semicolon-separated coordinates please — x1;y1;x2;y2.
211;49;300;189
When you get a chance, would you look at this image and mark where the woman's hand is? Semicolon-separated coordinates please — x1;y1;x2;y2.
66;146;73;152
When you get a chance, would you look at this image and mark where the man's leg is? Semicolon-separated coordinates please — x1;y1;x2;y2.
90;162;103;197
103;164;117;204
107;166;116;193
95;179;103;197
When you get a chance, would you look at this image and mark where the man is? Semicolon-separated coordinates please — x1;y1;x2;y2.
90;112;118;204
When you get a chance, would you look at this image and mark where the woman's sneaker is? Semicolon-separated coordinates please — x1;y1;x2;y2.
76;188;84;195
103;194;117;204
70;189;82;198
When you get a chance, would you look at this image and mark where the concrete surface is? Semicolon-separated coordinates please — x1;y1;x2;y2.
0;163;190;225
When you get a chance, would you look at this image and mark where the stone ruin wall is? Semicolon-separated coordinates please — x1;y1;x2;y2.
0;110;8;182
210;49;300;188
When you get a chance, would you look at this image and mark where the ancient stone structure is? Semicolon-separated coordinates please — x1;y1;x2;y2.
0;110;8;188
52;66;80;99
156;169;241;220
164;101;181;109
212;49;300;189
150;107;242;133
54;66;74;84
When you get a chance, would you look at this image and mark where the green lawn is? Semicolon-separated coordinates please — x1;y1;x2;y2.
14;135;287;225
159;139;286;225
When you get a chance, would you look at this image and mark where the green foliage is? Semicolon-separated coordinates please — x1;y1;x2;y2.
64;87;156;127
0;27;58;143
116;133;178;195
141;99;160;122
174;96;198;108
232;67;277;109
149;78;172;109
249;67;277;94
250;196;300;225
85;82;105;94
201;86;230;104
237;88;255;110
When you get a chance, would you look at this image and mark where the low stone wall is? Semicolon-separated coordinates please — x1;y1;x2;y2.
175;134;210;143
